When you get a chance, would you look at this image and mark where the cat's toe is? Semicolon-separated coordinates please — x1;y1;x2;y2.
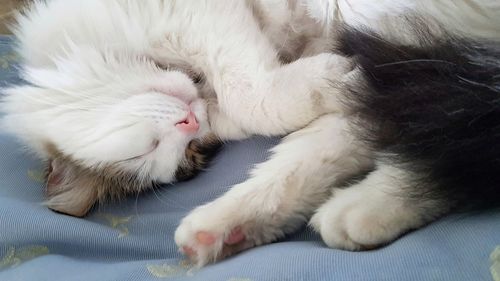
310;205;370;251
224;227;246;245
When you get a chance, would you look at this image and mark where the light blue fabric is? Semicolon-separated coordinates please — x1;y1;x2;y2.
0;35;499;281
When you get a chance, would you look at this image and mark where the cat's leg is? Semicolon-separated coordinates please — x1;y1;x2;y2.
206;53;355;139
174;114;373;266
202;4;355;137
204;97;250;140
310;161;450;250
212;53;355;137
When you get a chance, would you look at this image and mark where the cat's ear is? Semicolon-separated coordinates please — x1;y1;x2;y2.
45;157;100;217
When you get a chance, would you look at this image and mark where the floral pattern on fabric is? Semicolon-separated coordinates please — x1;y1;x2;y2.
99;213;133;238
491;246;500;281
0;245;50;270
0;52;19;70
147;260;196;278
27;169;45;183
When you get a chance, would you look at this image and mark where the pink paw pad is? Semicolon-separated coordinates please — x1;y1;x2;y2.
224;227;245;245
196;231;216;245
182;246;196;257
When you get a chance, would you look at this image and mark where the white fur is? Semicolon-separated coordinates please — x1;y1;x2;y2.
5;0;500;266
175;0;500;266
306;0;500;39
309;163;447;250
175;114;373;265
2;0;349;185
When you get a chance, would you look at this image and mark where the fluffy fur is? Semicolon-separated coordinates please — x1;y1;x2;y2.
174;0;500;266
1;0;350;216
338;24;500;211
3;0;500;267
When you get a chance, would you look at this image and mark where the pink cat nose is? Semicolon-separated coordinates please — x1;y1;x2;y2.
175;111;199;134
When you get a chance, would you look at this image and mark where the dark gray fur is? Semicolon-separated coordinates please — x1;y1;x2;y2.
336;23;500;211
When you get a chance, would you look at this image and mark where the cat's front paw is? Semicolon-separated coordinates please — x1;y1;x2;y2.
321;53;356;77
299;53;357;113
174;201;256;267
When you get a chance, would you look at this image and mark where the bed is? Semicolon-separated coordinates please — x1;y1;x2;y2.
0;35;499;281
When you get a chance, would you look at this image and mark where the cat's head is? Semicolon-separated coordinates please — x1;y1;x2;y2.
1;51;221;217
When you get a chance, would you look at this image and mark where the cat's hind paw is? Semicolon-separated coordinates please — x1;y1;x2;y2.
309;185;424;251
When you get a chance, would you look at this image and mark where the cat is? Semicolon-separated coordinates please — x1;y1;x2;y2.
0;0;351;217
173;0;500;266
3;0;500;268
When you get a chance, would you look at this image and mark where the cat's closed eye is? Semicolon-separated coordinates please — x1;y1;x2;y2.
182;68;205;85
154;62;204;84
190;73;204;84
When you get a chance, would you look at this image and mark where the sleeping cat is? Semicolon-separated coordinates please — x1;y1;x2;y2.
1;0;351;216
3;0;500;268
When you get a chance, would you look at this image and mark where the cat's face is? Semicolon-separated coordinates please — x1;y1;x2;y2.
2;55;221;216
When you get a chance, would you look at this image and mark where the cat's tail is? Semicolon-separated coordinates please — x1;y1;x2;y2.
336;23;500;211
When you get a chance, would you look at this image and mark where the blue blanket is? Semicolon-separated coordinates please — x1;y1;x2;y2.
0;35;499;281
